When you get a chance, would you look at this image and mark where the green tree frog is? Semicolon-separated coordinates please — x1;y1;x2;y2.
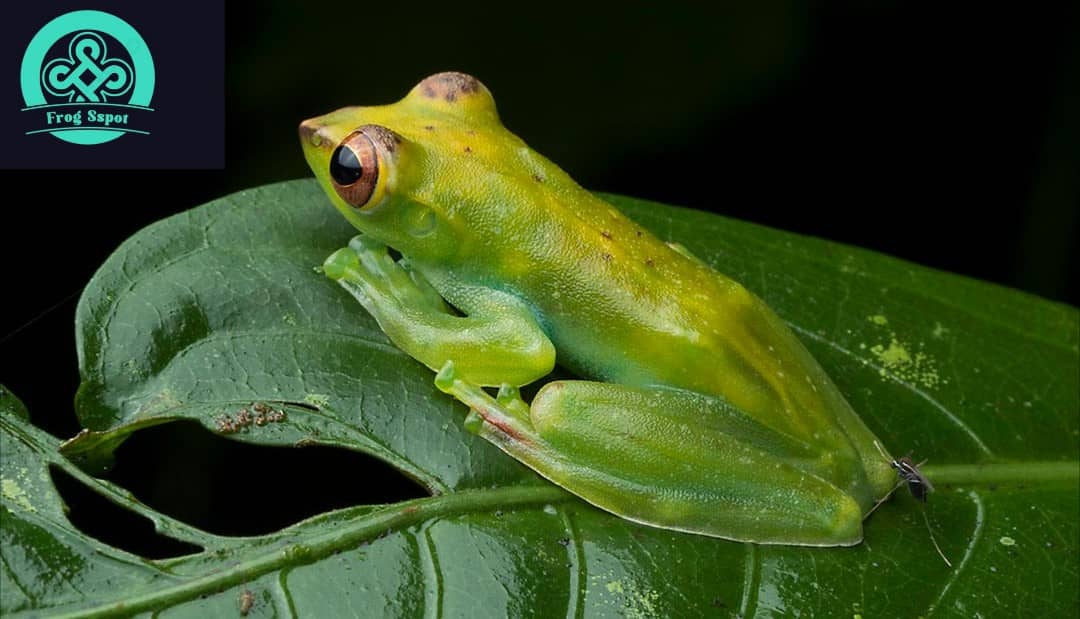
299;72;896;546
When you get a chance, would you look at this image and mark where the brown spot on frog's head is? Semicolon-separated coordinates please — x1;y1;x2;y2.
417;71;481;101
407;72;499;120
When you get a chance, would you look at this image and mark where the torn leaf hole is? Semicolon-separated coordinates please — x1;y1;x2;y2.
49;465;203;559
101;420;428;536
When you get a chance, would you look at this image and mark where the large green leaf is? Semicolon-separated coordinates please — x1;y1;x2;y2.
3;180;1077;617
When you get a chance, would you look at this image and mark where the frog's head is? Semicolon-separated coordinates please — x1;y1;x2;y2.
300;72;557;264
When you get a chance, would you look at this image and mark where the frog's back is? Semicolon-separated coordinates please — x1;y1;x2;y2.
475;181;850;448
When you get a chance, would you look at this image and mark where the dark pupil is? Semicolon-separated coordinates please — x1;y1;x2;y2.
330;144;362;185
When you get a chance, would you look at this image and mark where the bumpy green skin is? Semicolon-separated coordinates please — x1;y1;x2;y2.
301;72;895;546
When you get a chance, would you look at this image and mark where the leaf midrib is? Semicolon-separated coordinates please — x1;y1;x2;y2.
923;460;1079;485
31;461;1077;618
40;485;571;619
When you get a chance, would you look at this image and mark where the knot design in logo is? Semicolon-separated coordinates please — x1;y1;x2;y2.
43;32;134;103
20;10;154;145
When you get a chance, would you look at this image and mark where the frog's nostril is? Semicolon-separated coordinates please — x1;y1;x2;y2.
298;120;325;148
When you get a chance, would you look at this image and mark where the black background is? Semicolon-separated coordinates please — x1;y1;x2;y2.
1;2;223;168
1;1;1077;544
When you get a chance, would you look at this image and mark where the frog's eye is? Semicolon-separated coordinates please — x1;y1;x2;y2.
330;131;380;209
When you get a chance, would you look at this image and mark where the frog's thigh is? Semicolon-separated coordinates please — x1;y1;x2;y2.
526;381;864;546
324;235;554;386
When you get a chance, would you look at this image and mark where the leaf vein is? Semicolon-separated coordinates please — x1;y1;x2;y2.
926;489;986;616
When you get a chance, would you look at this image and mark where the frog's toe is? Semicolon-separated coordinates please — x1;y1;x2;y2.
496;383;530;420
496;384;520;405
322;242;389;288
434;360;457;391
322;246;361;281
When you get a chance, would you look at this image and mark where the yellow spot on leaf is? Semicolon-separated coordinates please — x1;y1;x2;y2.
870;336;943;389
603;578;660;618
999;536;1016;546
872;339;911;365
868;314;888;326
628;588;660;619
2;478;35;513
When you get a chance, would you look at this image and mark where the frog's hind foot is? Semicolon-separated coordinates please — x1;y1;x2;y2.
435;361;535;438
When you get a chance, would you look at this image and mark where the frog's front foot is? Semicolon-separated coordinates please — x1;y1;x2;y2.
435;360;532;430
324;236;555;387
324;234;449;313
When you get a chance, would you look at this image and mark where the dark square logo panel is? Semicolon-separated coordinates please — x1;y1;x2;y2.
2;2;223;168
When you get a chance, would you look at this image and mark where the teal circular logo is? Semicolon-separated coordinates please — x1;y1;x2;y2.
20;10;155;145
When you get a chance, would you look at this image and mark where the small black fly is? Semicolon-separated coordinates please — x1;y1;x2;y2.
867;441;952;567
891;455;934;502
867;441;933;509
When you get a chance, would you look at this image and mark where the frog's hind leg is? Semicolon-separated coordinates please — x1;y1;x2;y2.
323;234;555;387
435;368;864;546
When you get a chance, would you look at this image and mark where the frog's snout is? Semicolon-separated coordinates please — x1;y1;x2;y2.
298;118;331;150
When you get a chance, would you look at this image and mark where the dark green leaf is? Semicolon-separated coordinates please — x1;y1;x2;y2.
3;180;1077;617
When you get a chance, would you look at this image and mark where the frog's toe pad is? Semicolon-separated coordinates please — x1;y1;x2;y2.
323;236;409;293
322;234;390;282
435;360;457;391
322;247;361;281
496;384;520;405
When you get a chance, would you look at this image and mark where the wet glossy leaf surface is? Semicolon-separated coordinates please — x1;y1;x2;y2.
2;180;1077;617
